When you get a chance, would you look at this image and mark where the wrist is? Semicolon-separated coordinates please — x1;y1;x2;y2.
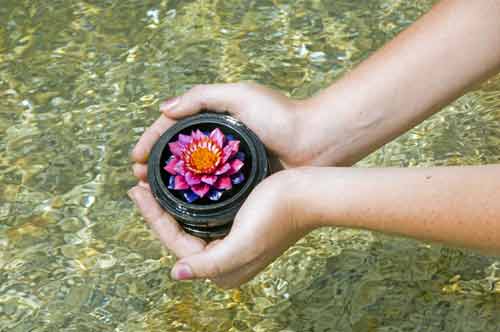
277;167;329;231
296;89;379;167
285;166;364;230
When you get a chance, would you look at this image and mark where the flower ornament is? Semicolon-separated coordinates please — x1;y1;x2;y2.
163;128;246;203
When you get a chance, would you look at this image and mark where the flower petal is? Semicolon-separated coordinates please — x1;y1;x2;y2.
168;175;176;189
174;160;187;176
231;172;245;185
178;134;192;145
185;171;201;186
174;175;189;190
192;129;206;141
215;162;231;175
191;183;210;198
221;140;240;163
209;128;225;148
201;175;218;185
183;190;199;203
164;156;178;175
168;141;184;157
215;176;232;190
226;134;235;141
228;158;244;175
208;189;223;201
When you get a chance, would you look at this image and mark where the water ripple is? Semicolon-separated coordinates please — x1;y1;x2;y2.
1;0;499;331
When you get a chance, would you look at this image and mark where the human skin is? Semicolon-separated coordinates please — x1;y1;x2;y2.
128;0;500;288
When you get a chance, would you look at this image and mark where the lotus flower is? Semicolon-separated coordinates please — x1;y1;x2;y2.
163;128;246;203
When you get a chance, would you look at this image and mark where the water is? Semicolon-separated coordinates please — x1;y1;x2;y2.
1;0;500;331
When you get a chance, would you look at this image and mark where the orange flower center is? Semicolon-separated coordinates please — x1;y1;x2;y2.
185;140;221;174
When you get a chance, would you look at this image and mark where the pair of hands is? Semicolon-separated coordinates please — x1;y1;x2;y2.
128;83;335;288
129;1;500;286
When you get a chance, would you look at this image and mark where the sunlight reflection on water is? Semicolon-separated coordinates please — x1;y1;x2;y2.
1;0;499;331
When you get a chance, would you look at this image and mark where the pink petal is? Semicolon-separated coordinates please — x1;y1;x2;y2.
221;140;240;163
228;159;244;175
191;183;210;198
174;160;187;176
185;171;201;186
221;149;231;163
178;134;192;145
192;129;206;141
209;128;225;148
227;140;240;153
174;175;189;190
168;141;185;157
201;175;218;185
215;162;231;175
215;176;232;190
164;157;179;175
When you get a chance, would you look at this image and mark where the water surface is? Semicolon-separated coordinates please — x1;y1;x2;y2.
1;0;500;331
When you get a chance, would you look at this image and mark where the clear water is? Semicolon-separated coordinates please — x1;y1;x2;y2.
1;0;500;331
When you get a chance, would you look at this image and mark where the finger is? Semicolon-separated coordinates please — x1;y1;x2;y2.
128;186;206;258
210;250;270;289
160;83;251;118
169;232;251;281
211;265;257;289
132;163;148;181
185;239;249;288
131;115;176;163
137;180;150;191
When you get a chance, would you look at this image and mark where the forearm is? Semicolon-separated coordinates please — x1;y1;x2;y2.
303;0;500;166
293;165;500;255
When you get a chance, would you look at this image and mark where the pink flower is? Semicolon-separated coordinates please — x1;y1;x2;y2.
163;128;246;203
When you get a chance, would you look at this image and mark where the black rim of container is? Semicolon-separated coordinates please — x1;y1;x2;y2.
148;113;269;230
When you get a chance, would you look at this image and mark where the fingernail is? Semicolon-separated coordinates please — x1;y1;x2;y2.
159;97;179;112
171;263;193;280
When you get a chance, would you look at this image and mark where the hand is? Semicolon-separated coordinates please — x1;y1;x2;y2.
131;82;329;182
127;169;315;289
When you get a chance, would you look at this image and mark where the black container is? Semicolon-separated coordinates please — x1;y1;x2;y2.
148;113;269;239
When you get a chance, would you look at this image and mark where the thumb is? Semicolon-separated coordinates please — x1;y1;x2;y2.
159;83;251;119
170;236;242;280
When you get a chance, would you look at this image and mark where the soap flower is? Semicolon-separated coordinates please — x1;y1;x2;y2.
164;128;246;203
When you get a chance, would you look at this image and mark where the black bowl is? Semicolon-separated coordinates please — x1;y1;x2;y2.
148;113;269;239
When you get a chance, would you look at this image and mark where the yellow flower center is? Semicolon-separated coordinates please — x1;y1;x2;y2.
185;139;221;174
